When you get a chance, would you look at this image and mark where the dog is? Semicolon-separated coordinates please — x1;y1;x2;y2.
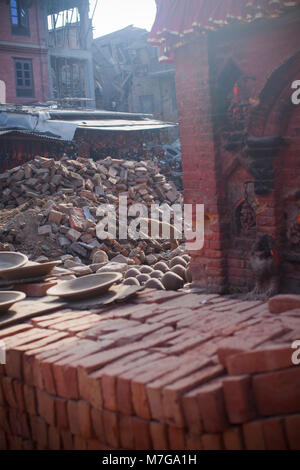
246;234;280;300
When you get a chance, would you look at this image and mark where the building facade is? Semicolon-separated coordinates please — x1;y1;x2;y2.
0;0;95;107
0;0;49;104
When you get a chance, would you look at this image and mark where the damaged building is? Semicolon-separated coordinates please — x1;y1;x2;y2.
92;25;178;123
0;0;95;107
47;0;95;108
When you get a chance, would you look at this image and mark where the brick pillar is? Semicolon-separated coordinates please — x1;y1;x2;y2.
174;37;226;293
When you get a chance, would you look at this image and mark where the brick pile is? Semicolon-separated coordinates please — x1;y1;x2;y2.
0;155;182;262
0;292;299;450
0;155;180;210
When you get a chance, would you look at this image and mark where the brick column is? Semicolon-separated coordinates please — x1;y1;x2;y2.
174;37;226;293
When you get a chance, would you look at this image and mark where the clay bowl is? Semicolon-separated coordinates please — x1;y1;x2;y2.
0;252;28;278
47;273;123;301
0;291;26;313
2;260;62;282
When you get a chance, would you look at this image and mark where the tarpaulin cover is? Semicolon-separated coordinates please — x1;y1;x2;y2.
149;0;300;61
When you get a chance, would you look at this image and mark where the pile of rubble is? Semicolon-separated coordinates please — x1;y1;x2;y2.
0;156;187;283
0;155;180;210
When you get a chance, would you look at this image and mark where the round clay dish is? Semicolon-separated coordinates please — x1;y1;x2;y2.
47;273;122;300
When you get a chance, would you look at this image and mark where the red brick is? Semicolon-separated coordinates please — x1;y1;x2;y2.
2;377;17;408
0;383;4;405
76;331;179;374
133;290;183;305
163;364;224;426
269;294;300;314
197;381;228;433
69;211;85;232
0;429;7;450
49;210;64;225
78;368;103;410
285;414;300;450
55;397;69;429
52;340;111;399
22;439;35;450
165;333;213;356
150;421;168;450
119;415;134;450
185;434;203;450
146;355;211;422
30;416;48;449
102;410;119;448
48;426;61;450
37;389;56;426
91;408;105;443
7;434;23;450
60;429;73;450
132;417;152;450
67;228;81;242
23;385;37;416
242;421;266;450
31;337;77;390
0;324;33;339
78;401;92;439
52;360;79;400
116;353;163;415
168;425;185;450
201;434;223;450
226;345;295;375
5;348;27;380
8;408;22;437
182;389;203;436
103;322;166;347
8;409;30;440
131;356;180;420
217;343;248;366
87;439;105;450
253;367;300;415
67;400;80;436
223;427;244;450
0;405;10;433
98;350;149;411
74;435;88;450
223;375;256;423
22;334;72;388
20;413;31;440
262;418;288;450
12;380;25;412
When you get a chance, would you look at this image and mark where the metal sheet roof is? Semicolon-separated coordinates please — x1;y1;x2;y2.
0;108;177;141
0;129;67;141
74;119;177;132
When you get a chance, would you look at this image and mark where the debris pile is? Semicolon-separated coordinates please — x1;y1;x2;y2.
0;155;181;210
0;156;188;288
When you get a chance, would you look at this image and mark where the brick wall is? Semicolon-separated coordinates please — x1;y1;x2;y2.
174;12;300;293
0;291;299;450
174;37;227;293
